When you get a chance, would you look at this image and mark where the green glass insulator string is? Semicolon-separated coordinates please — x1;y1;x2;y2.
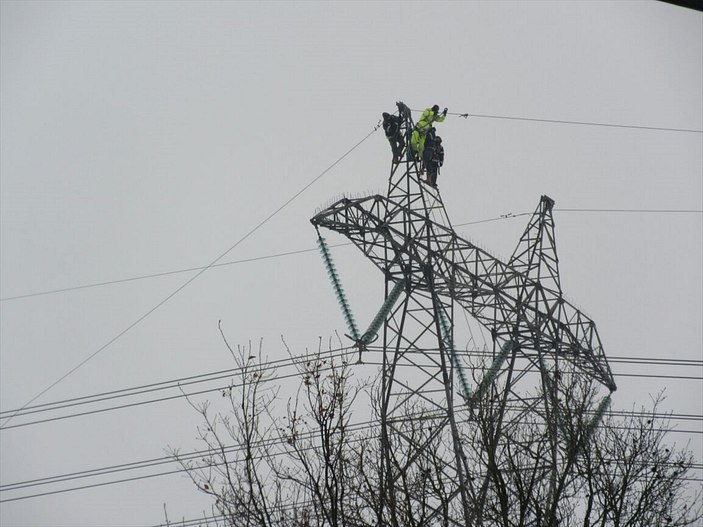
360;280;405;345
543;367;611;451
438;307;473;401
471;340;513;402
581;395;611;447
316;236;361;341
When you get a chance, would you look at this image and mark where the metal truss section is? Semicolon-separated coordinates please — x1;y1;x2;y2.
310;102;616;525
311;191;616;392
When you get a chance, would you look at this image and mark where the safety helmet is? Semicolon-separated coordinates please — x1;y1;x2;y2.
432;104;439;113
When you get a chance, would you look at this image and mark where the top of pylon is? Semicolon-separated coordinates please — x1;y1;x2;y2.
541;195;555;210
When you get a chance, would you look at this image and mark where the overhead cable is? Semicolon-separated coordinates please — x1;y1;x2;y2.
3;207;700;303
0;124;382;428
2;408;700;503
427;109;703;134
1;347;700;430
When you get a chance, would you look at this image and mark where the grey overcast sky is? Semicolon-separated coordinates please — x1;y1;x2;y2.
1;1;701;526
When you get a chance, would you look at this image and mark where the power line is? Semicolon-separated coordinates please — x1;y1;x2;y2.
2;345;700;418
1;347;700;430
2;406;700;503
0;356;349;430
0;244;350;302
440;110;703;134
6;455;698;507
0;213;535;302
556;208;703;214
3;408;701;500
0;345;352;417
0;420;376;500
454;212;532;227
2;206;700;303
0;125;381;428
1;346;692;422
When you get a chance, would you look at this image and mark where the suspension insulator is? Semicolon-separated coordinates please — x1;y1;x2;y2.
438;308;472;401
360;280;405;345
317;236;361;341
581;395;611;446
549;377;610;452
471;341;512;402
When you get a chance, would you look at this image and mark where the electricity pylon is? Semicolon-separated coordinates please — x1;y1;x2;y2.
311;102;616;526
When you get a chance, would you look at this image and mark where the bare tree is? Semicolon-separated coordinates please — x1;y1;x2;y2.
456;361;702;527
273;336;367;527
169;333;701;527
169;324;284;526
578;394;702;527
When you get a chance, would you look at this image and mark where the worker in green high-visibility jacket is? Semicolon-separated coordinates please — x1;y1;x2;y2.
411;104;447;160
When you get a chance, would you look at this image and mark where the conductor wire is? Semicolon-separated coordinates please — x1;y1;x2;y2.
0;123;381;428
418;108;703;134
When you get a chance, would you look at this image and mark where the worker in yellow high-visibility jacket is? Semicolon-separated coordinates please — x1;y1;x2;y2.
411;105;447;159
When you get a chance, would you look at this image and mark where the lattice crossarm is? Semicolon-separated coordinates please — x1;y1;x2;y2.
433;238;617;391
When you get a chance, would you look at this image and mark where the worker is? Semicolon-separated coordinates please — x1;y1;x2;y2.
419;104;448;126
411;104;447;159
424;136;444;187
382;111;405;163
420;126;437;173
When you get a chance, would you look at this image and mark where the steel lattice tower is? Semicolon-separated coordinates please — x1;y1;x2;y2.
311;103;616;526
